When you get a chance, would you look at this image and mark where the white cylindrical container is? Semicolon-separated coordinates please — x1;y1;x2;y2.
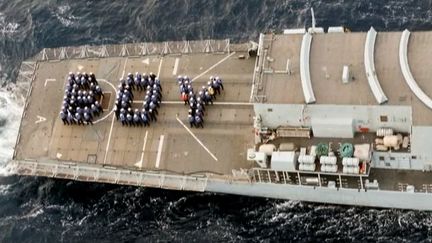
329;165;338;173
330;156;337;165
350;157;359;166
377;128;393;137
342;157;358;166
323;164;337;173
320;156;337;165
299;163;315;171
343;166;349;174
383;135;399;148
305;177;319;184
342;157;347;166
299;155;315;164
320;164;326;172
350;166;359;174
320;156;326;164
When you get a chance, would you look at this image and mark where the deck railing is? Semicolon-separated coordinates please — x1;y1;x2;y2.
36;39;232;61
7;160;209;192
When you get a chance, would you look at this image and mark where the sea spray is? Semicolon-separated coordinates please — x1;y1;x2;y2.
0;84;25;166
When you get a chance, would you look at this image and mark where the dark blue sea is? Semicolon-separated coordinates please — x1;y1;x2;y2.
1;1;432;242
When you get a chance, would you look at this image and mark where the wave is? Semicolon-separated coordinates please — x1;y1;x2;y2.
0;12;19;36
2;0;432;241
0;84;25;166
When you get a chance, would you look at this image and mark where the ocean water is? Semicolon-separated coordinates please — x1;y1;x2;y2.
1;0;432;242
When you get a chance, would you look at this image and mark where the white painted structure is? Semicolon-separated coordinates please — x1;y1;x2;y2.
399;29;432;110
300;33;316;104
411;126;432;169
311;117;354;138
328;26;345;33
254;104;412;133
364;27;388;104
342;65;350;84
283;28;306;35
270;151;297;171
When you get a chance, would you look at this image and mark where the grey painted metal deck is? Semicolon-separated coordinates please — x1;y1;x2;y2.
254;31;432;125
13;41;256;176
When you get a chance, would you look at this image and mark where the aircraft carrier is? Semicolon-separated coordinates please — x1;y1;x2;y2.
6;18;432;210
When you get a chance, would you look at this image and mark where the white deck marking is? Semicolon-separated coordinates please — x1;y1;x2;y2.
44;79;56;87
191;52;236;82
176;115;218;161
155;135;165;168
142;58;150;65
103;58;128;164
103;115;116;164
121;58;128;78
93;79;117;124
157;58;164;77
132;100;252;106
135;131;149;168
35;115;46;124
172;58;180;76
93;101;114;124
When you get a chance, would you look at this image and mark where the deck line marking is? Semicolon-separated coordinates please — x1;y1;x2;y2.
155;135;165;168
132;100;252;106
94;79;117;124
191;52;236;82
121;58;128;78
103;58;128;164
103;114;116;164
176;115;218;161
157;58;163;77
44;79;56;87
172;58;180;76
138;131;149;168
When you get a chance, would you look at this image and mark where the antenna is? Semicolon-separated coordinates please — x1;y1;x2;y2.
311;8;316;33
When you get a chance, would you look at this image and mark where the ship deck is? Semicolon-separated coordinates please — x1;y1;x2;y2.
10;32;432;202
257;31;432;125
14;51;256;175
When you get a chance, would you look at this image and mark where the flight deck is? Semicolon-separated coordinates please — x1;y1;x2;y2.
14;43;256;176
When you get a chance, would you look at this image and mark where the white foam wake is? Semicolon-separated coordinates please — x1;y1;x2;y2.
0;83;25;169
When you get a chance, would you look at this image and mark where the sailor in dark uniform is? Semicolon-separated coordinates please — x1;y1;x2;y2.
120;113;127;126
89;72;98;85
60;111;68;125
195;115;204;128
149;109;157;122
133;111;142;126
94;101;103;114
67;112;75;125
141;109;149;127
188;114;195;128
149;72;156;82
75;112;84;125
83;112;93;125
114;106;120;120
126;113;133;126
